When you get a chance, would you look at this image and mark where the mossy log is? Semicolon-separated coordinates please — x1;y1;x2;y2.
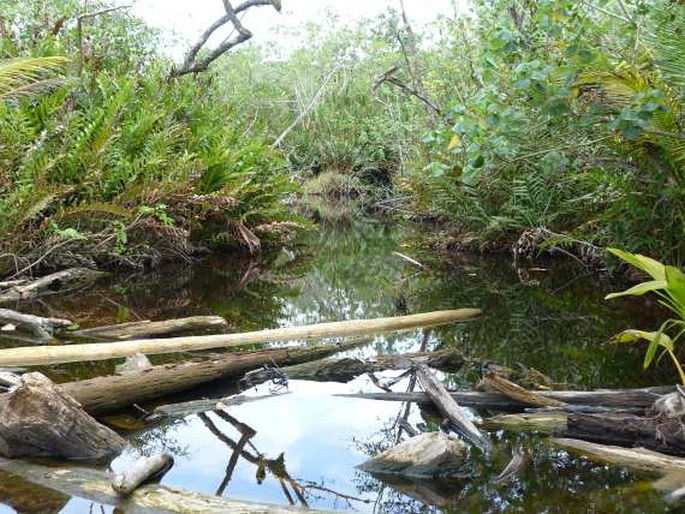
70;316;230;341
0;372;124;459
0;308;482;366
0;458;333;513
563;413;685;457
241;347;467;386
60;340;366;415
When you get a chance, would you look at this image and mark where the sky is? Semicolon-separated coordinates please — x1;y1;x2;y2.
124;0;465;60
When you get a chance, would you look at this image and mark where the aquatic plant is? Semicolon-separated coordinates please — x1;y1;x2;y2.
606;248;685;384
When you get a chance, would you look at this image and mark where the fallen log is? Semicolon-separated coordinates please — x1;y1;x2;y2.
61;340;366;415
414;363;491;452
0;372;125;459
0;308;73;341
0;458;333;513
549;437;685;474
563;413;685;457
0;470;69;513
151;392;287;421
0;268;107;304
0;308;481;366
357;431;467;478
241;347;467;386
482;371;567;408
336;386;674;411
70;316;230;341
112;453;174;496
480;412;568;433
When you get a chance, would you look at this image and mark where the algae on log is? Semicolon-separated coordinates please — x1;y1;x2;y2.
60;340;366;415
0;372;124;459
0;459;333;513
0;308;482;366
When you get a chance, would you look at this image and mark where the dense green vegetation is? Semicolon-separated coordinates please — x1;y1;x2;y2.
0;0;297;274
1;0;683;276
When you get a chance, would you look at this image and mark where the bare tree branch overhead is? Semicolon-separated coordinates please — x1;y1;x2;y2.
172;0;281;77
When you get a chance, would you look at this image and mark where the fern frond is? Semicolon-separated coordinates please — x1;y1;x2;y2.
0;57;68;100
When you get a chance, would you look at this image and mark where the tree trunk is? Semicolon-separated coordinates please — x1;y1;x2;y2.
0;308;481;366
61;340;366;415
70;316;229;341
0;372;124;458
0;309;72;341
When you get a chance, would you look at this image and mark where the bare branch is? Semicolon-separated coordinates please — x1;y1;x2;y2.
173;0;281;77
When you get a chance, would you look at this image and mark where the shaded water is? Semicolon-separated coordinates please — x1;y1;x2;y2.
0;218;675;513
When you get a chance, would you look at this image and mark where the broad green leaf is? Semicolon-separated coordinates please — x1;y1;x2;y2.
607;248;666;281
605;280;667;299
665;265;685;317
611;328;674;370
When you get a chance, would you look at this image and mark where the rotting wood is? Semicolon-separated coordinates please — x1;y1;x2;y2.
0;308;482;367
336;386;674;411
0;458;334;513
0;372;124;458
482;371;567;408
0;268;107;304
61;339;366;415
112;453;174;496
563;413;685;457
549;437;685;474
414;363;491;452
241;347;467;386
71;316;230;341
0;309;73;340
357;431;467;478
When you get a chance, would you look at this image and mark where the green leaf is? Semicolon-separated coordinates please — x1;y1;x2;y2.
607;248;666;280
665;265;685;317
610;328;674;369
605;280;667;299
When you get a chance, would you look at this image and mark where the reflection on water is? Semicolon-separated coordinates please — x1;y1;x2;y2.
0;218;674;512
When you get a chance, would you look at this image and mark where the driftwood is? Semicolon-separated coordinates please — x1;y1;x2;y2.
0;308;482;366
549;437;685;474
0;458;333;513
357;432;467;478
337;386;674;411
0;372;125;458
71;316;230;341
61;340;365;415
482;371;567;408
563;413;685;457
0;308;73;340
480;412;568;433
112;453;174;496
414;363;491;451
0;268;106;304
241;347;467;386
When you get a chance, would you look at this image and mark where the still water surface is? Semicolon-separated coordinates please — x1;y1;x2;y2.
0;218;674;513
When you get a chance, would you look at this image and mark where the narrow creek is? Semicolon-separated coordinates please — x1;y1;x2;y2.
0;217;674;513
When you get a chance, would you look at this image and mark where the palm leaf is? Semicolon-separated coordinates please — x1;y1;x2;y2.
0;57;68;100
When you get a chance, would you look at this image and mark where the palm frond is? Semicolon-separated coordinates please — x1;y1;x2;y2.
650;2;685;91
0;57;68;100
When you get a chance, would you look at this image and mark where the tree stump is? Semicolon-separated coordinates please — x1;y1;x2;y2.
0;372;125;459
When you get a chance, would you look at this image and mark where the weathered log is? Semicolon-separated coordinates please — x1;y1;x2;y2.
0;268;107;304
0;308;482;366
112;453;174;496
549;437;685;474
414;363;491;451
482;371;567;408
241;347;467;386
61;340;366;415
0;308;73;341
0;372;125;458
563;413;685;457
0;458;334;513
71;316;230;341
336;386;674;411
357;432;467;478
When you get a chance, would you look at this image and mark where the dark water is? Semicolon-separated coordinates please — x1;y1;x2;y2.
0;218;675;513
